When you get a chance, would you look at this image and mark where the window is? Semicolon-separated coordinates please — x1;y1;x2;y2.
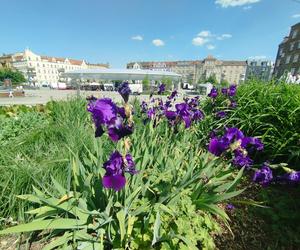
279;48;283;55
293;54;299;63
276;59;281;67
298;41;300;49
292;29;298;39
286;55;291;64
291;68;296;75
290;42;295;51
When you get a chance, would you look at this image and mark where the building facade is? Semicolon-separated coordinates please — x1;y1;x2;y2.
127;56;247;85
245;60;274;81
274;22;300;78
0;49;109;84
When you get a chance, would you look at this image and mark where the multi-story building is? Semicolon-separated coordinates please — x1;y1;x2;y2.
0;53;15;68
274;22;300;78
127;55;247;84
245;60;274;81
0;49;109;84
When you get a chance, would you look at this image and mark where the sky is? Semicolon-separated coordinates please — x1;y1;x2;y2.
1;0;300;68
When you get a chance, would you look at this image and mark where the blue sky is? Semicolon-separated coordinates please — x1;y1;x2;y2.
1;0;300;67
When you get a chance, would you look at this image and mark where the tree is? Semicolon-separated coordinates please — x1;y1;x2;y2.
220;79;230;87
206;74;218;85
162;77;173;90
0;68;26;85
142;76;150;91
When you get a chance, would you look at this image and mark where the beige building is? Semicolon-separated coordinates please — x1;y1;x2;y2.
0;49;109;84
127;56;247;85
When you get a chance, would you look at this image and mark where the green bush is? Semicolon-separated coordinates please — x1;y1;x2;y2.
201;81;300;167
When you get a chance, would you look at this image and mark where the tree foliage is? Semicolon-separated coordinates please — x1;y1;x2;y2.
142;76;150;91
0;68;26;85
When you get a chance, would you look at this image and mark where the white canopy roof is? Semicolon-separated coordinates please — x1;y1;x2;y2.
63;69;182;81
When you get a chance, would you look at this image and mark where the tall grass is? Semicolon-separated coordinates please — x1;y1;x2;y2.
0;98;113;220
201;81;300;167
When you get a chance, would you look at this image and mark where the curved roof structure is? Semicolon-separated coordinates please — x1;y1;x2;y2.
62;69;182;81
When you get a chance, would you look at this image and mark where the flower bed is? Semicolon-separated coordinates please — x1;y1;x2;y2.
0;82;299;249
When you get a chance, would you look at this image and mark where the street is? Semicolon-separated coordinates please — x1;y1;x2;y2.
0;88;199;106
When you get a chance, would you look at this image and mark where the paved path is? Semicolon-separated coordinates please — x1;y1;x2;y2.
0;89;199;106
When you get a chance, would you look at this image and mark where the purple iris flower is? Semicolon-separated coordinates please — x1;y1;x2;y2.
216;111;227;118
168;90;178;100
230;100;237;108
192;109;204;121
102;151;126;191
208;87;218;98
147;108;156;119
228;85;237;97
108;124;134;142
164;100;172;109
221;88;228;95
158;84;166;94
140;101;148;113
277;171;300;184
117;106;126;119
102;151;137;191
253;163;273;186
118;82;131;103
224;127;244;143
165;110;177;121
232;150;253;168
241;137;264;152
87;98;118;126
175;103;191;128
226;204;235;210
208;137;230;156
125;154;138;175
188;98;199;108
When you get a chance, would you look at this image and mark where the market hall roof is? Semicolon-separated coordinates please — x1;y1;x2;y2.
63;68;182;81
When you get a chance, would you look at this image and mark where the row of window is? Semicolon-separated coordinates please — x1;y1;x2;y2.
28;62;80;70
290;67;300;75
276;54;299;66
291;29;299;39
279;40;300;56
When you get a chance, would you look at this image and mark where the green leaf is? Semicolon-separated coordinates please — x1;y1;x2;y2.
0;219;86;234
116;210;126;242
43;232;73;250
151;211;161;246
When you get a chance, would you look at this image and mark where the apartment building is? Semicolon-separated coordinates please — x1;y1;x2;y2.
0;49;109;84
274;22;300;77
127;55;247;84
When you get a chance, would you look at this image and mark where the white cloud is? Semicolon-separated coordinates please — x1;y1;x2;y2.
292;14;300;18
198;30;212;37
207;44;216;50
243;5;252;10
217;34;232;40
193;30;232;46
192;37;209;46
152;39;165;46
215;0;260;8
131;35;143;41
248;55;267;60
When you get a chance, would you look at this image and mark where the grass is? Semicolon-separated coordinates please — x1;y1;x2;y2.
0;98;113;221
